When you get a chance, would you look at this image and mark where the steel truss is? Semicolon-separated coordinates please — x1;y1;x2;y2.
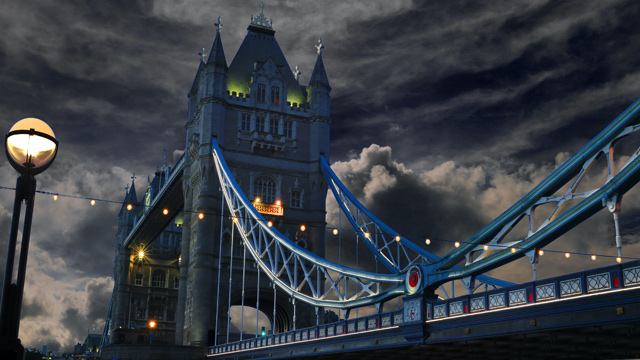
427;97;640;289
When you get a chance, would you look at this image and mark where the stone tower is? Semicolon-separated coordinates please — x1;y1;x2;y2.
175;7;331;347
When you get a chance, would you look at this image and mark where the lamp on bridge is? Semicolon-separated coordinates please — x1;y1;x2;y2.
148;320;156;344
0;118;58;359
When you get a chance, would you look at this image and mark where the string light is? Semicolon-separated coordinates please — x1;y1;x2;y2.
395;235;401;242
364;232;370;239
483;244;489;251
511;247;516;253
275;199;281;206
198;212;204;220
3;186;637;264
267;221;273;227
254;197;261;203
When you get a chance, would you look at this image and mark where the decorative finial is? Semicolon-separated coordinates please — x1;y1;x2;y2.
131;172;137;182
214;16;223;33
198;47;206;62
294;65;301;82
250;2;273;29
125;184;129;192
315;38;324;55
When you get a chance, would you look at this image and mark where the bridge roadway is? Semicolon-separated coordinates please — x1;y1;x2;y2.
209;260;640;359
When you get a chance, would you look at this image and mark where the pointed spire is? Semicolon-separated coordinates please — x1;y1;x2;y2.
309;38;331;90
207;16;227;68
127;172;138;203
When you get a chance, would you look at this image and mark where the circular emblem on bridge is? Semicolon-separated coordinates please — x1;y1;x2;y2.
405;265;422;294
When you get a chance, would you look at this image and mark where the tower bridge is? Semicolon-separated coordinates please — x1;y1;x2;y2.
101;4;640;359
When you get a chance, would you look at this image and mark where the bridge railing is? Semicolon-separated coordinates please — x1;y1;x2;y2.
426;260;640;321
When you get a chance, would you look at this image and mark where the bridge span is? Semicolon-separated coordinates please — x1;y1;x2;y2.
210;260;640;359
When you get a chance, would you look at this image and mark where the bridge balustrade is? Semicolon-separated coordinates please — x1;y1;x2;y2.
209;260;640;356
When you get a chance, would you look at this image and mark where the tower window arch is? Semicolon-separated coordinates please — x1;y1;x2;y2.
253;174;277;204
152;269;166;288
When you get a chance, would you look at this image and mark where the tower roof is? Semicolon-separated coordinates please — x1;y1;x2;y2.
207;17;227;68
309;52;331;90
226;6;305;102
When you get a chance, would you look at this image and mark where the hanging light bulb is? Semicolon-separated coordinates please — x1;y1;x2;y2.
538;249;544;256
591;254;596;261
53;193;58;201
267;220;273;227
565;252;571;259
425;239;431;245
300;225;306;231
333;229;338;235
91;199;96;206
483;244;489;251
616;256;622;263
127;204;133;211
395;235;401;242
198;212;204;220
454;241;460;248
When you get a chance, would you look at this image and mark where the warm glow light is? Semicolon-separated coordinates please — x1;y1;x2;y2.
333;229;338;235
565;252;571;258
538;249;544;256
483;244;489;251
511;247;516;253
198;212;204;219
53;194;58;201
364;232;370;239
275;199;282;206
267;221;273;227
127;204;133;211
617;256;622;263
591;254;596;261
395;235;401;242
6;118;58;172
300;225;306;232
138;251;145;259
233;217;239;223
163;208;169;215
91;199;96;206
425;239;431;245
149;320;156;328
254;197;261;203
454;241;460;248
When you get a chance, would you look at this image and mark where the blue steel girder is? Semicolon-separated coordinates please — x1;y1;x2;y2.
211;138;406;309
425;97;640;290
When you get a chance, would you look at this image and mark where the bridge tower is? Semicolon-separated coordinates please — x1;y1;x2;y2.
175;7;331;347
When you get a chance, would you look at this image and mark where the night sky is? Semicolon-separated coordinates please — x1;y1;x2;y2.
2;0;640;353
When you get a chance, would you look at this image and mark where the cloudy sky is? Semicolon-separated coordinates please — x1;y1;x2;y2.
2;0;640;353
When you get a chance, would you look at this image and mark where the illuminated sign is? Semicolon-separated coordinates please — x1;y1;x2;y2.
252;201;284;216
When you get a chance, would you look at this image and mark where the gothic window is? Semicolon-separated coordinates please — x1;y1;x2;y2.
290;189;302;208
136;307;146;319
241;113;251;131
257;84;266;103
149;303;164;321
271;86;280;105
253;175;277;203
151;270;166;288
284;121;293;138
270;119;278;134
256;116;266;132
135;272;143;286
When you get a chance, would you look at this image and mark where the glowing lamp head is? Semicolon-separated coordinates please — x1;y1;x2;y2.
395;235;401;242
254;197;261;203
591;254;596;261
6;118;58;175
616;256;622;263
275;199;282;206
138;250;145;260
53;193;58;201
267;220;273;227
454;241;460;248
364;232;370;239
538;249;544;256
483;244;489;251
565;252;571;259
198;212;204;220
425;238;431;245
333;229;338;235
300;225;306;232
91;199;96;206
162;208;169;215
511;247;516;253
127;204;133;211
148;320;156;328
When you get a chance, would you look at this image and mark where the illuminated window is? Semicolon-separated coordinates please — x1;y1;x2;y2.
135;272;143;286
256;116;266;132
241;113;251;131
257;84;266;103
290;189;302;208
284;121;293;138
253;175;276;204
151;270;166;288
271;86;280;105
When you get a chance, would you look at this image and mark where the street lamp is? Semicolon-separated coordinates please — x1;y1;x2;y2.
0;118;58;359
148;320;156;344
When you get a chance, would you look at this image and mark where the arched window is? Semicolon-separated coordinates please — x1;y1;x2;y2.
253;175;276;203
151;270;166;288
257;84;266;103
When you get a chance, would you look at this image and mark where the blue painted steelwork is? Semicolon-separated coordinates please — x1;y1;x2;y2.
426;97;640;290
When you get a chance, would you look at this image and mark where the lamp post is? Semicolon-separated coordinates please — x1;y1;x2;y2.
148;320;156;344
0;118;58;359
